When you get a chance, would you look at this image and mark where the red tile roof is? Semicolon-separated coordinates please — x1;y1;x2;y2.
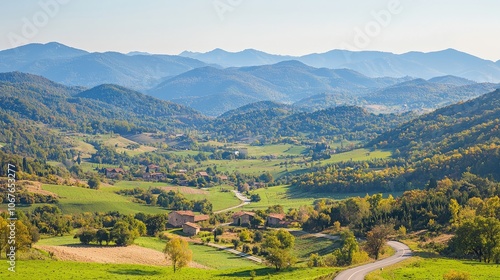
194;215;209;222
268;213;285;220
232;211;256;218
183;222;201;229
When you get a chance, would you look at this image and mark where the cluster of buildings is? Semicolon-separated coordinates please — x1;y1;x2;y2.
167;210;288;236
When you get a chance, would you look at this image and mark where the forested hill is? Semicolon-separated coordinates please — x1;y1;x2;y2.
208;105;415;142
293;89;500;193
370;88;500;159
0;72;207;134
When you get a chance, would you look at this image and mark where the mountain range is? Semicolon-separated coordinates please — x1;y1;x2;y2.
149;60;498;115
1;42;499;116
180;48;500;83
0;42;212;90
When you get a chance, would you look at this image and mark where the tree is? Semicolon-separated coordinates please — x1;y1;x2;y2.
447;216;500;263
266;248;296;271
263;229;296;270
0;216;8;255
164;237;192;273
111;221;137;246
88;176;101;190
77;227;97;245
96;228;110;245
145;214;168;236
332;230;359;266
365;224;395;260
250;194;261;202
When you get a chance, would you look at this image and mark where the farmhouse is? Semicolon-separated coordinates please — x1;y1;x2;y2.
182;222;201;236
197;171;209;177
266;213;286;227
217;175;228;181
142;172;165;181
147;164;160;172
104;168;125;178
232;211;255;226
168;210;209;227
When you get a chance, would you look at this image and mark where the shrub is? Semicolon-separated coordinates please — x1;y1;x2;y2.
242;244;251;253
443;270;471;280
351;250;370;265
252;245;260;255
307;253;325;267
323;254;338;267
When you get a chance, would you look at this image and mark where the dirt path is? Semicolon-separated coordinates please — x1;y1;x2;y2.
35;244;208;269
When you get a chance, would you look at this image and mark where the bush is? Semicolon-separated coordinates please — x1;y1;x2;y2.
76;228;97;245
307;253;325;267
351;250;370;265
232;239;241;249
252;245;260;255
242;244;251;253
323;254;338;267
443;270;471;280
88;176;101;190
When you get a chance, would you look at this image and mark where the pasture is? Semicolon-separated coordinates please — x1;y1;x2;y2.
0;260;339;280
242;185;402;211
40;184;167;215
366;256;500;280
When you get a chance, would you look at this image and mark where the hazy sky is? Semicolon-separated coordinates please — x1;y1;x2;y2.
1;0;499;60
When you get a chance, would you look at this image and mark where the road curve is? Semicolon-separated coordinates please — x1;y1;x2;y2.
334;241;411;280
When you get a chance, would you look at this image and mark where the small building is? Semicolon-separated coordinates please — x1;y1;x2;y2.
182;222;201;236
197;171;209;177
147;164;160;172
104;168;125;178
217;175;228;181
232;211;255;226
168;211;210;227
266;213;286;227
143;172;165;181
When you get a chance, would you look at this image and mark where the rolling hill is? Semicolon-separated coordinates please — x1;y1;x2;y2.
148;61;409;115
0;72;207;135
371;88;500;158
364;79;499;110
208;104;414;142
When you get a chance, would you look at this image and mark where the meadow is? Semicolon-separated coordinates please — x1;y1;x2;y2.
242;185;402;211
40;184;167;215
0;260;340;280
365;256;500;280
30;181;241;215
193;148;392;179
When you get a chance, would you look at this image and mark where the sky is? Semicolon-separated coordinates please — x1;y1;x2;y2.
1;0;499;61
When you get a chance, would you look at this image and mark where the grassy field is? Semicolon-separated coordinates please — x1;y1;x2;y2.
40;184;167;215
37;234;80;246
321;148;392;164
292;233;340;264
192;148;392;179
109;181;241;212
0;260;340;280
135;237;261;270
242;185;402;211
103;135;156;156
26;181;240;215
366;256;500;280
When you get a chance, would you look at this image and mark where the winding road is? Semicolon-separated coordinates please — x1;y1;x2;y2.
334;241;411;280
